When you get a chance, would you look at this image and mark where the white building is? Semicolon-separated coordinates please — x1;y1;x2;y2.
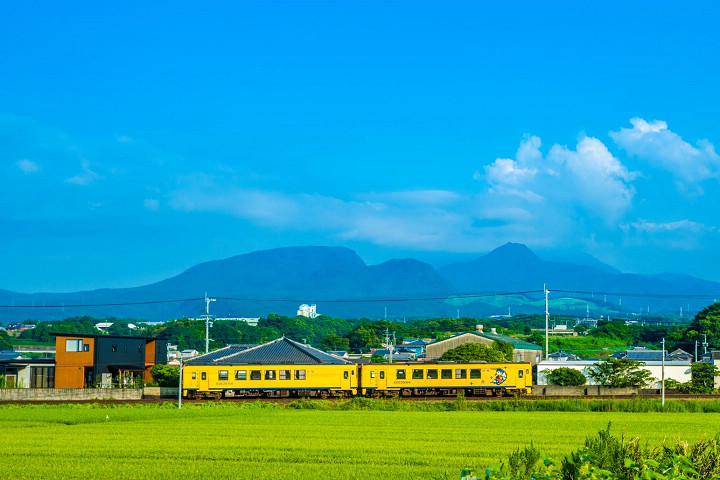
536;360;691;389
297;304;319;318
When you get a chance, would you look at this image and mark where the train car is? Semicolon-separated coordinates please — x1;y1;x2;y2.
181;337;358;399
359;361;531;397
184;363;358;399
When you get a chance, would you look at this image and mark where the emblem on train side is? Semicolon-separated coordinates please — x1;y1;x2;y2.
490;368;507;385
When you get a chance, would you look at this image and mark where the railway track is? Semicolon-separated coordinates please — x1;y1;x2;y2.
2;393;719;406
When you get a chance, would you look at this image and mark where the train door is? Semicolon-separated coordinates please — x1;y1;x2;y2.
340;369;353;392
199;370;209;391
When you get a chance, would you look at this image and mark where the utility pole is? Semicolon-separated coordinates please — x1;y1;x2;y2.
544;285;549;361
178;356;183;409
703;334;709;354
661;338;665;408
205;293;216;354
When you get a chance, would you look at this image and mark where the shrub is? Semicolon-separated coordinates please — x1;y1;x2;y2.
543;367;587;386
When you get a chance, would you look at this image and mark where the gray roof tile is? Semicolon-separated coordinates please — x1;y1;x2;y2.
186;338;352;366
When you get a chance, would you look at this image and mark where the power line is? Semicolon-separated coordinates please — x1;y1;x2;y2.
552;290;720;300
0;298;205;309
1;288;718;309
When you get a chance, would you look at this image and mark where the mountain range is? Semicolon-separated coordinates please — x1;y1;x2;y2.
2;243;719;323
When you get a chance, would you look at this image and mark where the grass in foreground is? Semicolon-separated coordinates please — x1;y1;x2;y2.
1;402;719;479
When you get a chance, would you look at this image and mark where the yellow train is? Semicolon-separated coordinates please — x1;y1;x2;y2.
183;363;359;399
359;362;531;397
181;337;531;399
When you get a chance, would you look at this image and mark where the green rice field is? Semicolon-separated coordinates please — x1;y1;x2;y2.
1;401;719;479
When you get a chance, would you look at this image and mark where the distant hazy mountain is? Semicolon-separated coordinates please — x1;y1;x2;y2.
2;244;720;323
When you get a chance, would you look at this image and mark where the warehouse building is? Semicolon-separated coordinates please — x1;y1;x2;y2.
425;327;543;365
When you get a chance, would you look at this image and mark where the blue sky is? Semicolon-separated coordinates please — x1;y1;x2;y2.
2;1;720;292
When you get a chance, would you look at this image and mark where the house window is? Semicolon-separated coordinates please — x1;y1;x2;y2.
396;369;406;380
427;369;438;379
201;372;206;380
250;370;261;380
294;370;306;380
470;369;481;379
412;369;424;379
30;366;55;388
66;339;83;352
265;370;276;380
455;369;467;379
218;370;229;381
236;370;247;380
516;353;522;361
441;369;453;379
112;345;117;352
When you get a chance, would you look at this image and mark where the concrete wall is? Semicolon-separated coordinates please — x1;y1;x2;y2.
0;388;142;401
531;385;640;396
142;386;178;398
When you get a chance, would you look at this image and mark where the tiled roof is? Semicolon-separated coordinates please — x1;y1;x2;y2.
185;338;352;366
185;344;255;364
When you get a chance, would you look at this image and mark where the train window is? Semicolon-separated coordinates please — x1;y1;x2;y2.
518;370;523;378
218;370;229;381
236;370;247;380
192;372;196;379
427;369;438;379
470;369;481;379
201;372;207;380
250;370;261;380
396;369;406;380
380;371;385;379
344;371;349;379
441;369;452;379
265;370;276;380
412;369;423;379
455;369;467;379
294;370;306;380
526;369;529;374
279;370;290;380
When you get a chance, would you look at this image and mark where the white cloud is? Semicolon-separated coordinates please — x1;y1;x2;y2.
16;159;40;174
621;219;710;234
66;160;101;186
548;136;637;220
480;134;637;223
610;117;720;185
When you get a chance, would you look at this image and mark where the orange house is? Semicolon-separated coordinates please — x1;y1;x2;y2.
53;334;167;388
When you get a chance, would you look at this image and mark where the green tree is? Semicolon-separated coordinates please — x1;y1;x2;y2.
439;342;507;362
688;302;720;344
0;330;12;350
150;364;179;387
543;367;587;386
587;358;655;388
689;362;719;393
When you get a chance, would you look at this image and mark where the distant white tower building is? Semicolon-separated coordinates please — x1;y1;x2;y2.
297;304;320;318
